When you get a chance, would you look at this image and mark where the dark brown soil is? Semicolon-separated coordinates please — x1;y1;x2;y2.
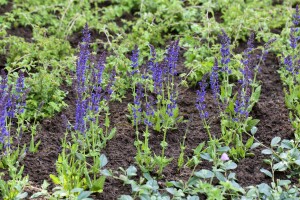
20;85;76;188
67;29;108;52
0;54;6;70
272;0;283;6
208;10;224;23
0;0;13;16
6;25;33;42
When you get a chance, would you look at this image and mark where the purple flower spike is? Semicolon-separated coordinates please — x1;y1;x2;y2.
131;45;139;75
166;40;180;76
167;92;177;117
151;62;164;94
221;153;230;161
234;88;250;121
144;98;155;127
290;28;298;49
293;5;300;26
148;44;157;71
284;55;293;73
132;83;144;126
0;93;9;145
220;30;231;74
196;76;209;119
76;24;91;98
210;58;220;102
74;25;92;133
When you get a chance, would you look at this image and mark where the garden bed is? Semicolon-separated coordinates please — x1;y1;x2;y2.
1;0;300;199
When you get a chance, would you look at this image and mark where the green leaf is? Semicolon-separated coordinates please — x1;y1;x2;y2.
200;153;212;161
91;176;106;192
50;174;60;184
252;85;261;103
101;169;113;177
217;146;230;152
107;127;116;140
119;195;134;200
41;180;50;189
16;192;28;199
71;188;83;193
194;142;205;154
271;137;281;147
278;180;291;186
261;149;273;155
250;126;258;135
48;101;60;111
245;137;254;149
224;161;237;170
194;169;214;179
281;140;293;149
251;142;260;149
76;152;85;161
273;162;286;171
215;171;226;182
246;119;260;131
100;154;108;168
30;192;45;198
260;168;272;178
77;191;92;200
294;160;300;166
126;166;137;177
187;196;200;200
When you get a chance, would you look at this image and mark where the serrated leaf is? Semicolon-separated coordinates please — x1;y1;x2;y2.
49;174;60;184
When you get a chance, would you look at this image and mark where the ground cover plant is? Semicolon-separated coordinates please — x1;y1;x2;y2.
1;0;300;199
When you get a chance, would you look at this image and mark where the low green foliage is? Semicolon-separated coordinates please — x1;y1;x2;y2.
26;69;67;120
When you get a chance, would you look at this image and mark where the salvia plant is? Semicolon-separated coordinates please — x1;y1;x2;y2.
49;25;115;196
0;70;29;200
197;30;275;160
128;41;184;175
0;70;28;162
279;5;300;141
73;24;116;153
